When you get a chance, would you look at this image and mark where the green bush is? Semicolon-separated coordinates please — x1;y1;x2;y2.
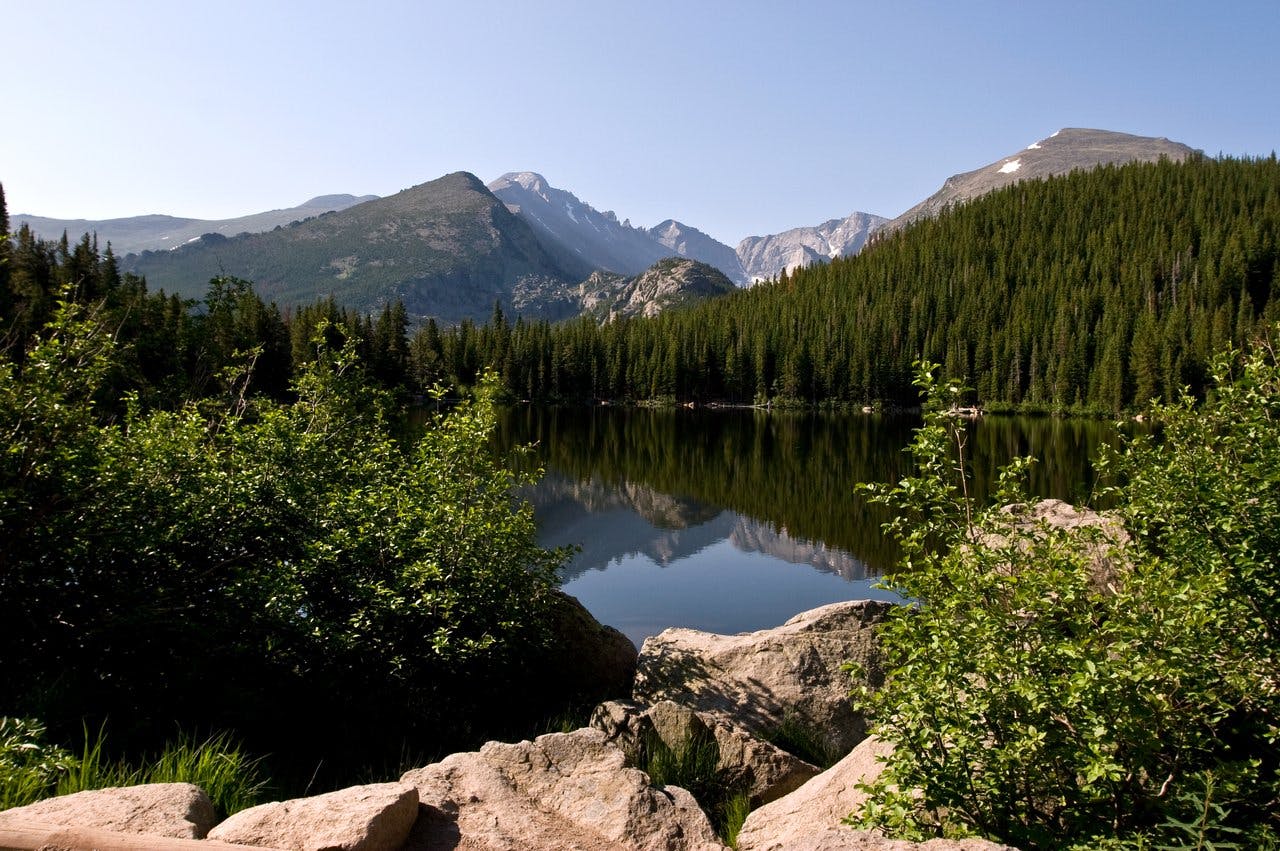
848;341;1280;849
0;718;79;810
0;299;564;774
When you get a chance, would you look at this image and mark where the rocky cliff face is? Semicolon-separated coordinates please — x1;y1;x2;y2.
736;211;888;283
574;257;738;321
649;220;747;284
885;127;1198;232
489;172;747;284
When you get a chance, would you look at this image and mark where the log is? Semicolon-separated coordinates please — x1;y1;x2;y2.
0;817;283;851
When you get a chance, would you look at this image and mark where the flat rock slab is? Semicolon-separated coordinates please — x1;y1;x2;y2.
0;782;215;839
400;728;726;851
634;600;895;757
207;781;418;851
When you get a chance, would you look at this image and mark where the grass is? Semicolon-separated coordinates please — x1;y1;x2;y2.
634;729;753;847
764;714;843;769
0;719;267;817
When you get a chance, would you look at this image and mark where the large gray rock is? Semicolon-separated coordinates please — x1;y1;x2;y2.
634;601;894;757
591;700;821;806
746;829;1017;850
207;782;418;851
399;728;727;851
982;499;1130;591
537;589;639;701
0;782;215;839
736;736;890;851
736;737;1017;851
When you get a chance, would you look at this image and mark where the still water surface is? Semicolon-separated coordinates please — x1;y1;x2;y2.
495;406;1121;648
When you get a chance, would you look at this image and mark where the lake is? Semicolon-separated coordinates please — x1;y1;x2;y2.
494;406;1122;648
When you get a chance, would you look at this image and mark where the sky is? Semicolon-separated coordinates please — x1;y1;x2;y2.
4;0;1278;246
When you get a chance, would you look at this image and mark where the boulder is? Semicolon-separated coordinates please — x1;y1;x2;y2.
207;782;418;851
633;600;894;757
981;499;1129;591
736;737;1016;851
736;735;891;851
0;782;215;839
745;829;1017;850
399;727;726;851
540;589;639;700
591;700;821;806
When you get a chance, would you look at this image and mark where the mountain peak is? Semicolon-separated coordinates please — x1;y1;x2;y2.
488;172;746;284
888;127;1197;231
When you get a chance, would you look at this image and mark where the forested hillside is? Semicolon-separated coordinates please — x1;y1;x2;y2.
432;156;1279;413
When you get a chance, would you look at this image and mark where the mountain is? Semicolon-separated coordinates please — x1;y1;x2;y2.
736;211;888;283
574;257;738;321
13;194;378;256
123;172;580;324
886;127;1198;232
649;220;747;284
488;172;668;277
515;257;739;322
488;172;748;284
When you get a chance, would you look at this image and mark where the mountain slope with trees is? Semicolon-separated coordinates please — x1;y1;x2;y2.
432;155;1278;413
122;172;583;325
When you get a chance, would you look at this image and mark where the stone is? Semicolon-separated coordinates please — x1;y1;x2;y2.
983;499;1130;591
736;735;891;851
633;600;895;757
746;828;1017;850
0;782;215;839
591;700;821;806
206;781;418;851
735;737;1017;851
512;589;638;720
399;727;727;851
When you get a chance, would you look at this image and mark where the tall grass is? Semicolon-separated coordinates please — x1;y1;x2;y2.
635;730;752;847
1;719;267;817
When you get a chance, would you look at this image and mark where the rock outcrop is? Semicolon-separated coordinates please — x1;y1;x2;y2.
591;700;821;806
735;736;890;851
633;600;894;757
982;498;1130;591
207;782;418;851
399;728;726;851
0;783;216;840
534;589;640;700
736;736;1016;851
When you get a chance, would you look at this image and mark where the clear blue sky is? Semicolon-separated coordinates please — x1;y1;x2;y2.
5;0;1277;245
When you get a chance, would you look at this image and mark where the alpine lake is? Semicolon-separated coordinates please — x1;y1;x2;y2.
492;406;1125;649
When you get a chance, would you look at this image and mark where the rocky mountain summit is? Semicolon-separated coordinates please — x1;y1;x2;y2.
737;211;889;283
885;127;1198;232
489;172;749;284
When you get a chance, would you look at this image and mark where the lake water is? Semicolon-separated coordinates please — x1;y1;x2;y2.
495;406;1121;648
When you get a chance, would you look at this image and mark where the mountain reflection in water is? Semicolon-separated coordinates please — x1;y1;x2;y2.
497;406;1119;647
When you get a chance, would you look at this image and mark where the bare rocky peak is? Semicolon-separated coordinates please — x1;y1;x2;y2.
649;219;748;284
488;172;747;284
886;127;1198;232
737;210;889;284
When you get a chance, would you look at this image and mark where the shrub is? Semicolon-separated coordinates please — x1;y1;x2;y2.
0;300;564;774
848;341;1280;849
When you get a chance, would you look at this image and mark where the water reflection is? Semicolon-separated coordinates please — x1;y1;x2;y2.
496;406;1121;646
